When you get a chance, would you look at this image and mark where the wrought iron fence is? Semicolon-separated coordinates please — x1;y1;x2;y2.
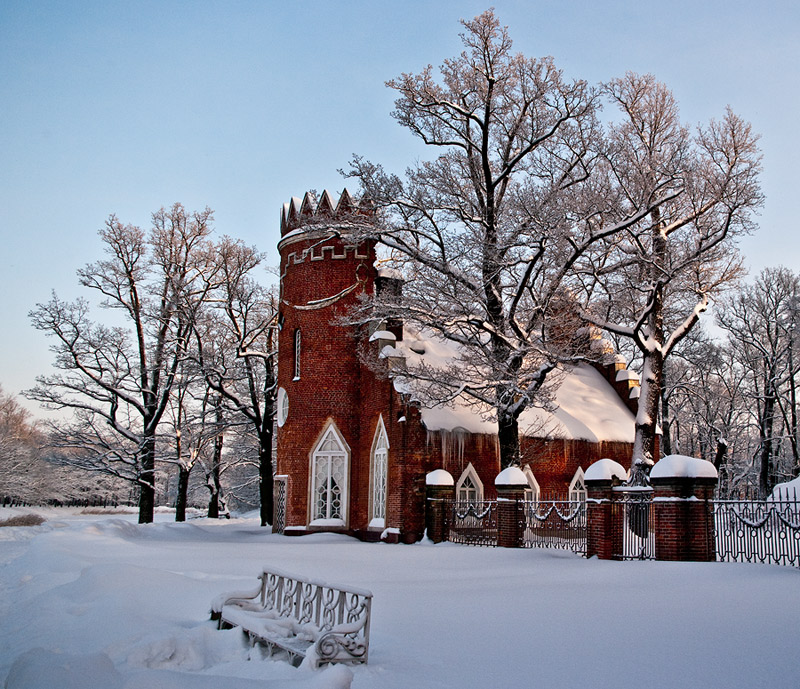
612;488;655;560
273;475;287;535
448;500;498;546
522;499;586;554
714;498;800;567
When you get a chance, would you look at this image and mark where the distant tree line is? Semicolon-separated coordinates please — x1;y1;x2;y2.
660;266;800;497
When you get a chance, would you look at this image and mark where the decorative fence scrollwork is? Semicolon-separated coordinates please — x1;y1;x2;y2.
613;488;655;560
448;500;498;546
273;475;288;535
714;498;800;567
522;499;587;554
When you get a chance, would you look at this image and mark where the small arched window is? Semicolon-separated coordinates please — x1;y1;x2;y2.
522;465;541;503
569;467;587;502
370;416;389;528
293;329;301;380
455;463;483;505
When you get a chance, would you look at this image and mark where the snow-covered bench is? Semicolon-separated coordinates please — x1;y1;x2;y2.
211;567;372;667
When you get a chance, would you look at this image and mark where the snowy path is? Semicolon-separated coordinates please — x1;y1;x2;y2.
0;507;798;688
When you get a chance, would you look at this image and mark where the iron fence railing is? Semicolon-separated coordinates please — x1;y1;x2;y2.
440;490;800;568
612;488;655;560
714;498;800;567
522;499;586;554
448;500;498;547
273;475;287;535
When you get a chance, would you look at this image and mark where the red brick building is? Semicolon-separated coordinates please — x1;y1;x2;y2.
275;190;638;543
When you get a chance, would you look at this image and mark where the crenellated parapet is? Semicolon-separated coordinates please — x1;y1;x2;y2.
280;188;372;237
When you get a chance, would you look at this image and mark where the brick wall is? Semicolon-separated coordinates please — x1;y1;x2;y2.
276;223;377;532
275;196;636;543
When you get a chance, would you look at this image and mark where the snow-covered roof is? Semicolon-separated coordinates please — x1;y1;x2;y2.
616;368;640;383
376;266;404;281
390;329;635;443
369;330;397;342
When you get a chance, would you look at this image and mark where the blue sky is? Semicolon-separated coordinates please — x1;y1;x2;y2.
2;0;798;414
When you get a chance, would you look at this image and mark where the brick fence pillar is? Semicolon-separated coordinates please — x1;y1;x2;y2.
425;470;454;543
650;456;718;562
584;458;628;560
495;467;528;548
585;480;614;559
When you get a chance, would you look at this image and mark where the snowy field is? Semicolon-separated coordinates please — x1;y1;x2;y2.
1;507;798;689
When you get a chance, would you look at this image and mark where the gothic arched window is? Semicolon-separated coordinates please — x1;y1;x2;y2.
310;423;349;525
569;467;587;502
455;463;483;505
370;416;389;528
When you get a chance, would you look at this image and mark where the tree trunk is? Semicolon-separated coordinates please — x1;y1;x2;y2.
631;351;662;485
630;216;667;486
138;434;156;523
660;377;673;457
207;414;225;518
759;388;776;498
175;464;190;522
207;465;222;518
259;438;274;527
787;337;799;474
497;411;521;469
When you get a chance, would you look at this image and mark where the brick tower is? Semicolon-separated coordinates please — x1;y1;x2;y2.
275;189;377;534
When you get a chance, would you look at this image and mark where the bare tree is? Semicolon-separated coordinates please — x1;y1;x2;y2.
26;204;215;522
581;73;762;483
660;331;754;495
0;385;44;502
159;354;230;521
342;10;664;469
193;238;278;525
717;267;800;496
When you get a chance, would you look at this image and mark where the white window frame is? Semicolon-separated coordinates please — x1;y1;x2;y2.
309;422;350;527
455;463;483;505
569;467;587;502
276;387;289;427
369;416;389;529
522;465;541;502
293;329;301;381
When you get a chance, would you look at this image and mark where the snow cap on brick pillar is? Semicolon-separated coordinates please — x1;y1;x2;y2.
584;458;627;560
495;467;527;548
425;469;454;543
650;455;718;481
585;458;628;484
426;469;455;486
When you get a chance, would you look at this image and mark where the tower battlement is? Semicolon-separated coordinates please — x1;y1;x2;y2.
280;188;372;236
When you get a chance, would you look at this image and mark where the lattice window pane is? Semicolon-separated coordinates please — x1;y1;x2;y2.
459;476;478;504
372;448;388;521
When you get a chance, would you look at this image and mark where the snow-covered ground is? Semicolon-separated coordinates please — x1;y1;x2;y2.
1;507;798;689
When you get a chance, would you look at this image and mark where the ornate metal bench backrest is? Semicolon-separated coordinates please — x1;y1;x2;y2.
258;568;372;662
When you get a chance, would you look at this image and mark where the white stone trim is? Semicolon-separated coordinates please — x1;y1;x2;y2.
522;465;541;501
569;467;587;501
455;462;483;504
369;416;389;528
309;421;350;527
277;387;289;427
